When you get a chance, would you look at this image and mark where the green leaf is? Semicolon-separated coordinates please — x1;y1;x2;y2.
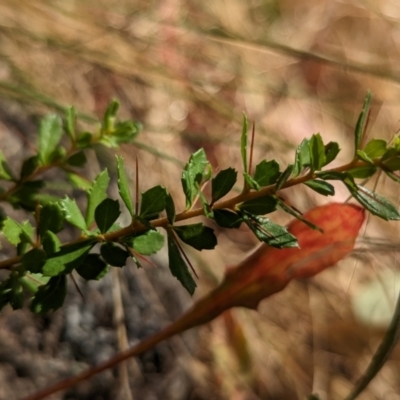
309;133;326;171
242;213;298;249
240;113;248;174
103;100;119;132
86;169;110;227
21;248;47;273
354;91;372;153
76;132;92;148
140;185;167;219
60;197;87;232
304;180;335;196
173;223;217;250
364;139;387;158
239;195;277;215
165;192;176;225
111;120;141;144
198;189;213;218
100;242;130;267
42;230;61;255
66;151;87;167
67;173;92;191
0;150;14;181
1;217;34;246
381;148;400;171
323;142;340;166
213;209;243;229
116;155;134;217
9;180;45;211
277;198;323;232
42;241;94;276
317;171;349;181
20;156;40;179
254;160;280;186
167;234;196;295
293;138;310;177
65;106;76;141
38;202;65;236
383;169;400;183
345;183;400;221
0;274;24;310
76;254;109;280
38;114;63;165
30;275;67;313
356;150;373;164
349;165;377;179
95;198;121;233
129;230;165;255
275;164;293;191
243;172;260;190
181;149;212;208
211;168;237;203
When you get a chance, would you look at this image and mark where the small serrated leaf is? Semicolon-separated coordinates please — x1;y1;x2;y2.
293;139;311;177
95;198;120;233
239;196;277;215
100;242;130;267
67;173;92;191
173;223;217;250
167;234;196;295
61;197;87;231
140;185;167;219
30;275;67;314
213;209;243;229
1;217;34;246
211;168;237;203
38;114;63;165
86;169;110;227
21;248;47;273
323;142;340;166
42;230;61;255
345;183;400;221
76;254;109;280
243;172;260;190
254;160;280;186
275;164;293;191
129;230;165;255
116;156;134;217
304;180;335;196
42;241;94;276
309;133;326;171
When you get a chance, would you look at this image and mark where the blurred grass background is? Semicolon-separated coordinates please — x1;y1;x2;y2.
1;1;400;399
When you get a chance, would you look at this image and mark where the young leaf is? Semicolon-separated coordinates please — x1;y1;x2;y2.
38;114;63;165
173;223;217;251
76;254;109;281
61;197;87;232
363;139;387;158
239;196;278;215
86;169;110;227
21;248;47;273
65;106;76;141
129;230;165;255
95;198;121;233
213;209;243;229
356;150;373;164
293;139;311;177
348;166;377;179
381;148;400;171
309;133;326;171
354;91;372;154
67;173;92;191
100;242;130;267
38;202;65;237
76;132;92;148
275;164;293;191
242;213;298;249
140;185;167;219
167;234;196;295
344;183;400;221
211;168;237;203
2;217;34;246
103;100;119;132
181;149;211;208
116;155;134;217
42;241;94;276
254;160;280;186
66;151;87;167
30;275;67;314
241;113;248;174
165;192;176;225
323;142;340;166
304;180;335;196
